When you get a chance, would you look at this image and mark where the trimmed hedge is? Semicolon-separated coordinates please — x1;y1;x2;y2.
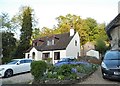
31;61;47;80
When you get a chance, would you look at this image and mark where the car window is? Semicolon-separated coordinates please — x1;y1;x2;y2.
20;60;25;64
60;58;68;62
7;60;19;64
104;51;120;60
24;60;32;63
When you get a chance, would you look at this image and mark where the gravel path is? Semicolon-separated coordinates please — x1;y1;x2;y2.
1;72;33;84
78;67;120;84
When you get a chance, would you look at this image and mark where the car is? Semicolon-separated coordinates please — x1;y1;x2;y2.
101;50;120;80
0;58;33;78
54;57;91;67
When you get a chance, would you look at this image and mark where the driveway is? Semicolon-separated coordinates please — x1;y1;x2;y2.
78;67;120;84
1;67;120;85
1;72;33;84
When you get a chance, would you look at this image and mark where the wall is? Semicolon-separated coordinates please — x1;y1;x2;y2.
25;47;42;60
86;50;99;59
110;26;120;50
42;50;66;64
66;32;80;58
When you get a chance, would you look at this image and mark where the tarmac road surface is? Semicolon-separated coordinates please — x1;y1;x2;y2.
78;67;120;84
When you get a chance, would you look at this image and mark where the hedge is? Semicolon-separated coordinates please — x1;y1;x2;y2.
31;61;47;80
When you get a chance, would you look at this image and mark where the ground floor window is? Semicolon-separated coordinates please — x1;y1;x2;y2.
42;53;50;60
54;52;60;60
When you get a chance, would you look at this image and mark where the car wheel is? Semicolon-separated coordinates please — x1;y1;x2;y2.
4;69;13;78
101;70;106;79
102;74;106;79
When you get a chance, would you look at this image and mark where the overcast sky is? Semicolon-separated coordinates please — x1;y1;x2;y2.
0;0;120;29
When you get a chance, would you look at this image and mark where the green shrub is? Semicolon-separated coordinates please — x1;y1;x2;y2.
58;75;65;80
76;64;93;74
69;73;77;79
47;64;55;72
2;57;12;64
92;64;99;70
46;72;57;79
46;58;52;64
57;64;72;77
76;63;99;74
31;61;47;80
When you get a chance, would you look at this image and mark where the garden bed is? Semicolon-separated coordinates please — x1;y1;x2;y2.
31;60;99;84
32;69;97;84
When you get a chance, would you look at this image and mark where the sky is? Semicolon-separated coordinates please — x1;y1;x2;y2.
0;0;120;29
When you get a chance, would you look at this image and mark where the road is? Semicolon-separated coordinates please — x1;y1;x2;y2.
0;72;33;84
78;67;120;84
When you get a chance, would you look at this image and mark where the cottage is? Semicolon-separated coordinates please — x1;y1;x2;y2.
25;28;80;64
86;49;99;59
81;42;95;56
106;2;120;50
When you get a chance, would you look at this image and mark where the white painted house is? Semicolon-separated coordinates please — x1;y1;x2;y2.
25;29;80;64
86;49;99;59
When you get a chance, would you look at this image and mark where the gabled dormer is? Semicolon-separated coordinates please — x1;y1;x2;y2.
33;39;44;46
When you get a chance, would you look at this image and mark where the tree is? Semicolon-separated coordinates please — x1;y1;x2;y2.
0;13;12;32
15;6;33;58
85;18;98;42
2;32;16;58
95;38;107;55
30;13;108;48
55;14;88;45
97;23;108;41
31;28;41;40
11;6;38;37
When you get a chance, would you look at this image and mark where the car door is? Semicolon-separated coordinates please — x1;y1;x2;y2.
13;60;24;74
24;59;32;71
15;60;28;73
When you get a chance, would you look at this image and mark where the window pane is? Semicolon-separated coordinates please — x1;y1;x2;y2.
20;60;25;64
42;53;50;60
105;51;120;60
54;52;60;60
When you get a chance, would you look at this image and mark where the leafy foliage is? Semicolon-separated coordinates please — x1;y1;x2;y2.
2;32;16;58
33;14;108;46
57;64;72;77
95;38;107;55
2;57;12;64
15;6;33;58
0;13;12;32
31;61;47;80
31;28;40;40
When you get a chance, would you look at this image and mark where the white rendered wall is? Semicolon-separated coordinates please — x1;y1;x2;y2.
66;32;80;59
25;47;42;60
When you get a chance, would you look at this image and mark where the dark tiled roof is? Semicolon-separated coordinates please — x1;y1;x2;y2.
106;13;120;40
26;32;74;52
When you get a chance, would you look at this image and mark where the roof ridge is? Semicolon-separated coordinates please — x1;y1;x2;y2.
34;32;70;41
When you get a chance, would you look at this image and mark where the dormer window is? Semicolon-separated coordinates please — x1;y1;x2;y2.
47;41;50;46
33;42;37;46
52;39;54;45
47;39;55;46
35;42;37;46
